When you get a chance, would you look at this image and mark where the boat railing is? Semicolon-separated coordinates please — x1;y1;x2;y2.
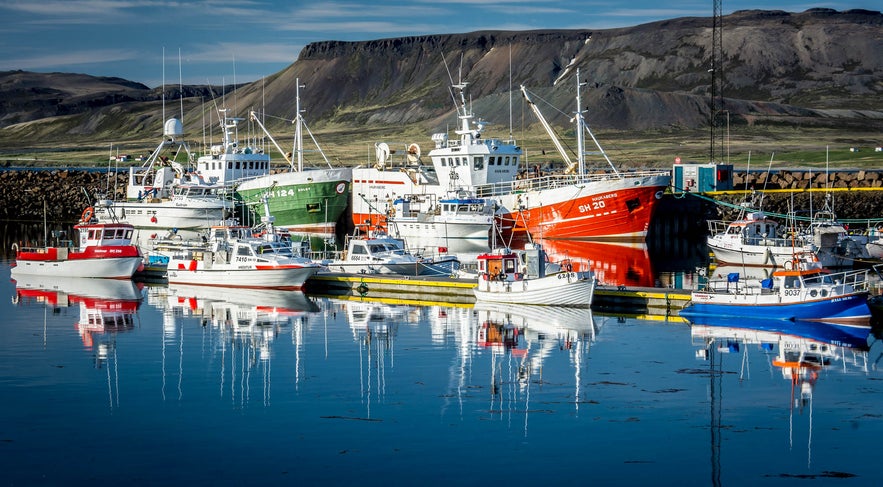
707;220;731;235
806;268;871;294
473;169;669;197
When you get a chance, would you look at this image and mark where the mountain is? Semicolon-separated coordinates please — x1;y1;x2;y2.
0;8;881;150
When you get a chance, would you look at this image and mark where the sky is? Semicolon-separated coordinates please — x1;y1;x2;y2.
0;1;877;88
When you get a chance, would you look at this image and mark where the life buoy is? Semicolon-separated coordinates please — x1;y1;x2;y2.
80;207;94;222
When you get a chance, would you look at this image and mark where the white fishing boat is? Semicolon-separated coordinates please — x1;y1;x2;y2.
473;243;595;307
11;214;143;279
94;117;233;240
682;253;872;322
318;231;460;277
351;68;670;242
166;223;321;290
387;190;494;254
803;210;870;268
706;211;816;267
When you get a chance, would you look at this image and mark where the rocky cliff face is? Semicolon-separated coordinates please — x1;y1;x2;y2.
0;8;881;143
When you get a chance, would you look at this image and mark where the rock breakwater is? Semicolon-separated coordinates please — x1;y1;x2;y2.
2;168;883;228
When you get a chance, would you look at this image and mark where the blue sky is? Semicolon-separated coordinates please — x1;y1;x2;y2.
0;1;876;87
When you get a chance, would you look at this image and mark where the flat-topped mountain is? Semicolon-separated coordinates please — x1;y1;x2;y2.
1;8;880;149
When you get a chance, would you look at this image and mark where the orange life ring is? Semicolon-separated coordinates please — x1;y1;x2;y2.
80;207;94;222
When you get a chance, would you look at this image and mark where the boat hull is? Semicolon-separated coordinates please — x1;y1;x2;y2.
473;271;595;307
12;244;143;279
351;170;670;242
682;292;871;322
235;169;351;237
94;199;232;233
495;174;670;241
167;263;319;290
390;220;491;253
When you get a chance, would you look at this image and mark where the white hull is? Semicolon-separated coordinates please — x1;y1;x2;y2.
474;271;595;307
94;200;230;232
11;257;142;279
390;221;491;253
707;241;810;267
167;264;318;289
322;260;456;277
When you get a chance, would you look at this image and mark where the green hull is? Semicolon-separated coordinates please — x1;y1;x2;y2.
234;169;351;237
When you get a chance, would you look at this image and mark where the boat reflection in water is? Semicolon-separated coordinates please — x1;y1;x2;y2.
12;275;144;409
505;236;655;287
344;300;418;418
687;315;872;470
155;284;321;404
12;275;143;350
472;301;600;426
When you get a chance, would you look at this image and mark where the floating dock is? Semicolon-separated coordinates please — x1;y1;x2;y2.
304;272;692;316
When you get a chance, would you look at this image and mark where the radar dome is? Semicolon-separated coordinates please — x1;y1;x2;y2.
163;118;184;138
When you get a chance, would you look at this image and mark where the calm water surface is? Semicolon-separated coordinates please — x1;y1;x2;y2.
2;261;883;486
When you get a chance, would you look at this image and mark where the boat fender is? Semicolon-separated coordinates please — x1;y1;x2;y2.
188;259;197;271
565;263;573;272
151;215;158;223
80;206;94;222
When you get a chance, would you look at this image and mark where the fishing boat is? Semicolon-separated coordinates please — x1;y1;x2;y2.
706;211;817;267
387;189;495;254
350;69;670;243
94;117;234;241
473;243;595;306
803;210;870;268
11;215;143;279
318;231;460;276
682;253;872;322
231;80;351;237
165;223;321;290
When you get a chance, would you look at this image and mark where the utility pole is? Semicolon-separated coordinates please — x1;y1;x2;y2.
710;0;724;163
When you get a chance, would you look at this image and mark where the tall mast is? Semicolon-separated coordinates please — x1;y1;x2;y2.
295;78;304;172
575;69;586;177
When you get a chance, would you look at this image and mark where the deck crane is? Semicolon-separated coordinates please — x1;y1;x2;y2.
520;68;620;177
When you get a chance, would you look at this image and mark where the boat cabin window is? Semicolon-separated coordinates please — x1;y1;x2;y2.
369;245;386;253
783;276;801;289
727;226;742;235
352;244;368;255
473;156;484;170
237;245;253;257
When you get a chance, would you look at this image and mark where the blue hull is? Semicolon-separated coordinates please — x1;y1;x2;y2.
681;293;871;322
686;315;872;349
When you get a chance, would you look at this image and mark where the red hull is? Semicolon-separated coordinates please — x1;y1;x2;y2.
500;184;665;242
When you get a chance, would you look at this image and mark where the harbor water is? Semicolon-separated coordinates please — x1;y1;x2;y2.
2;256;883;485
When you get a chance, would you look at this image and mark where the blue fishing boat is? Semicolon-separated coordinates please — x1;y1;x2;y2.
681;253;871;323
